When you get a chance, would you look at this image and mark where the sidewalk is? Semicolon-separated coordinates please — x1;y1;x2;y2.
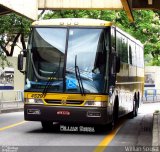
0;101;24;113
152;112;160;146
141;101;160;146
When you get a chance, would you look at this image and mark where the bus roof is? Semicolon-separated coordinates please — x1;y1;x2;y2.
32;18;112;27
32;18;143;47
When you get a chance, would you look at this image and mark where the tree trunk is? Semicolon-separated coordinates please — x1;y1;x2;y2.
0;44;10;56
20;33;26;50
10;33;21;56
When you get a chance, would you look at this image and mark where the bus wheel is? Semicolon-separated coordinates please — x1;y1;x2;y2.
41;121;53;130
129;99;138;119
108;120;114;131
134;101;138;117
109;101;119;130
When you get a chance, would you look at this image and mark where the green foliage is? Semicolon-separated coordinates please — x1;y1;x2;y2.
106;10;160;65
0;13;31;67
0;13;31;35
43;10;116;21
43;10;160;65
0;50;12;69
1;10;160;65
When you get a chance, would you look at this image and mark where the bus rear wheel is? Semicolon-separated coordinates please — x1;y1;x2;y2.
41;121;53;130
134;101;138;117
129;99;138;119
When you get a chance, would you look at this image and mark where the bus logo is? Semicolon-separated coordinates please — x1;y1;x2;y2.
61;99;67;105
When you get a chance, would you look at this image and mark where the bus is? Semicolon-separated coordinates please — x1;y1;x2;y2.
18;18;144;130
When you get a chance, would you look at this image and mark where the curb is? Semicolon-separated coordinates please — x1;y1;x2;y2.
152;112;160;146
0;108;24;114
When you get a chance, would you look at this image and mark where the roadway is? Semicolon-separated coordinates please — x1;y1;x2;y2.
0;103;159;152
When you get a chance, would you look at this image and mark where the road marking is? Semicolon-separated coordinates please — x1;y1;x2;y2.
94;120;126;152
0;121;27;131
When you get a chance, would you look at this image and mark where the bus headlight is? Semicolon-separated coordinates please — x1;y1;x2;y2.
25;98;44;104
84;101;107;107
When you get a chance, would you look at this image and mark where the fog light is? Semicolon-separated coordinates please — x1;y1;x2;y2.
87;111;101;117
27;109;41;115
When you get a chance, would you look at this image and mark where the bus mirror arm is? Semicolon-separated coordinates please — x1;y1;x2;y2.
17;50;26;74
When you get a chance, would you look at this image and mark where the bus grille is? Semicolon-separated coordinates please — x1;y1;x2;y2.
45;99;84;105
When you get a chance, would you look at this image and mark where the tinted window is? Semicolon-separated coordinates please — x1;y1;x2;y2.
116;32;128;63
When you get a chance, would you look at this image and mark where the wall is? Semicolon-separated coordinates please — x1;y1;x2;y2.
7;57;25;90
145;66;160;90
0;57;24;102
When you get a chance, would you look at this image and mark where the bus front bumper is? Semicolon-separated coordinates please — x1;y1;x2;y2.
24;105;112;125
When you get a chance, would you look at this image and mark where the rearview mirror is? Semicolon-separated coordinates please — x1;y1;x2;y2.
18;52;23;71
18;50;26;74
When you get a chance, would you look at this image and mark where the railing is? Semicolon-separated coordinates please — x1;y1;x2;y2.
0;90;24;112
0;89;159;111
143;89;160;102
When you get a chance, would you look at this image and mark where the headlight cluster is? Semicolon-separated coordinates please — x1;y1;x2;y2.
25;98;44;104
84;101;107;107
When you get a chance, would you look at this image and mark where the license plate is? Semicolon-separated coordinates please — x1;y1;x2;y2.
57;111;70;115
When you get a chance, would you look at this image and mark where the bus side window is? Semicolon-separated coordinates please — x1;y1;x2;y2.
111;27;116;51
93;31;106;74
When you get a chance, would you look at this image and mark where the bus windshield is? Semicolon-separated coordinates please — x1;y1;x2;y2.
26;27;109;94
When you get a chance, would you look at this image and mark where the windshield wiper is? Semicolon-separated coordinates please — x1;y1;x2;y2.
42;56;62;97
75;55;85;96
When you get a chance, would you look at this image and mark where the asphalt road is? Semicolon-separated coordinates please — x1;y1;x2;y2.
0;102;159;152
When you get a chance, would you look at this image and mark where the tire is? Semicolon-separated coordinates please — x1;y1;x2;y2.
129;98;138;119
109;100;119;130
113;102;118;124
108;120;114;131
134;101;138;117
41;121;53;130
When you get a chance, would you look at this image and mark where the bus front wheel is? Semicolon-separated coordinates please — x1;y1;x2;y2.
108;100;119;130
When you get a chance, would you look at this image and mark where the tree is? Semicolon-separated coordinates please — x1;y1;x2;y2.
43;10;116;20
0;48;12;68
1;10;159;66
0;13;31;56
115;10;160;65
0;13;31;68
43;10;160;65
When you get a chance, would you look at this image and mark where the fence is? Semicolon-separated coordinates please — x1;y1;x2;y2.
143;89;160;102
0;89;159;111
0;90;24;111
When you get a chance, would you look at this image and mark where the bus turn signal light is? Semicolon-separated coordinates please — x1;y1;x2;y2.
84;101;107;107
